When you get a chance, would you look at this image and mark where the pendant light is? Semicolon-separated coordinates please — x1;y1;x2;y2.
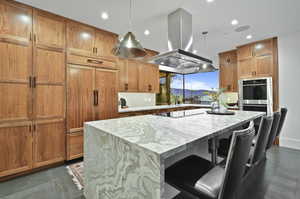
112;0;146;58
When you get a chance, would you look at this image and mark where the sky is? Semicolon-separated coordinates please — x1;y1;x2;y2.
171;71;219;91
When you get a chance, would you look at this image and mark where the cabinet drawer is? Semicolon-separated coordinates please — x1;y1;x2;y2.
66;131;83;160
67;54;117;70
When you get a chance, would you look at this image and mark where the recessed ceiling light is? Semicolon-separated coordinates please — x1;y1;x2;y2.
206;0;215;3
231;19;239;26
246;35;253;39
193;50;197;54
101;12;109;20
144;29;150;36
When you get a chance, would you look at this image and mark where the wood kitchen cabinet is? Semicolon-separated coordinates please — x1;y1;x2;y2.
219;50;238;92
0;122;33;178
67;21;95;57
94;30;118;58
33;10;66;50
0;42;32;123
139;63;159;93
67;62;118;160
0;0;32;45
236;37;279;111
67;65;95;132
118;58;139;92
33;119;65;168
95;69;118;120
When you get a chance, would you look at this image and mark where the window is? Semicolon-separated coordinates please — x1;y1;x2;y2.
156;71;219;105
184;71;219;104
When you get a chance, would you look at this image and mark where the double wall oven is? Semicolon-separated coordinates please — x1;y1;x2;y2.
239;77;273;115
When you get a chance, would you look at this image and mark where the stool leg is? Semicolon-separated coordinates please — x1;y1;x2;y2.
209;137;219;165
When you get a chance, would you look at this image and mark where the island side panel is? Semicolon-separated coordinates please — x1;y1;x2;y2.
84;124;164;199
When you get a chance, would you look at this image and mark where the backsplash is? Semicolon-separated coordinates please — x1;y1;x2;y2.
118;92;156;108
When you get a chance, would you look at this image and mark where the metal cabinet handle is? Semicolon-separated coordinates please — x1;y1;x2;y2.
125;83;129;91
87;59;103;64
148;84;152;91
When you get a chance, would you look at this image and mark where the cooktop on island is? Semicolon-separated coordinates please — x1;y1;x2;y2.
155;109;206;118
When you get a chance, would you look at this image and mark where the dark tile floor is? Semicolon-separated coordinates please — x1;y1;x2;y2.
0;146;300;199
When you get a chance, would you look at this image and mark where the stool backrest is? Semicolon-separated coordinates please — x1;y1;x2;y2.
266;112;281;150
218;121;255;199
276;107;288;137
251;116;273;165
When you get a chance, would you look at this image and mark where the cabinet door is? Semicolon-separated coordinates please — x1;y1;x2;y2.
254;55;273;77
0;1;32;44
33;119;65;168
66;21;95;57
150;64;160;93
66;131;83;160
237;45;253;61
95;69;118;120
238;59;255;79
138;63;151;92
33;10;65;50
0;122;33;177
118;58;128;91
94;30;117;58
253;39;273;57
34;48;65;84
67;65;94;132
219;50;237;92
127;60;139;92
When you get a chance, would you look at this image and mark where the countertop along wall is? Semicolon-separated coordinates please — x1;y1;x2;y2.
278;31;300;150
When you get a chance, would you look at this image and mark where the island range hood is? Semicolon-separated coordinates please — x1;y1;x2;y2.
147;8;217;74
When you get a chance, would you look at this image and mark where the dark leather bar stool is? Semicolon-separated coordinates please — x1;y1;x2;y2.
266;111;281;150
248;116;273;166
165;122;255;199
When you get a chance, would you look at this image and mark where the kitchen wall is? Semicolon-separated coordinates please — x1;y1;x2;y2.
118;92;156;108
278;31;300;150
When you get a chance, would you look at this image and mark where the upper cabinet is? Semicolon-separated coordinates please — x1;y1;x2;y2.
139;63;159;93
66;21;95;57
237;38;276;79
94;30;118;59
33;10;65;50
66;21;117;59
0;0;32;44
219;50;238;92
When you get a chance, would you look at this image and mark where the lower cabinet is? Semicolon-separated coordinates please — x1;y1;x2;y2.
33;119;65;168
66;131;83;160
0;122;33;178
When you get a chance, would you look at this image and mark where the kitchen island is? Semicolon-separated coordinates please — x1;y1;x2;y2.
84;109;263;199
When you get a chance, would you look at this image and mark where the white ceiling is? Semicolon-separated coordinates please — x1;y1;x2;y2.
17;0;300;64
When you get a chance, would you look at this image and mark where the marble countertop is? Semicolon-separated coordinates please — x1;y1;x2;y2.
85;109;264;158
118;104;212;113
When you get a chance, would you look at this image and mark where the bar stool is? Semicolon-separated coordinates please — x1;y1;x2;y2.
165;121;255;199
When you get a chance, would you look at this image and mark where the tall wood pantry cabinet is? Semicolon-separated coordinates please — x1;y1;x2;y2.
0;1;65;178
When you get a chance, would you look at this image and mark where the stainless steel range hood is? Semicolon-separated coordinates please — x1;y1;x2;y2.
147;8;217;74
